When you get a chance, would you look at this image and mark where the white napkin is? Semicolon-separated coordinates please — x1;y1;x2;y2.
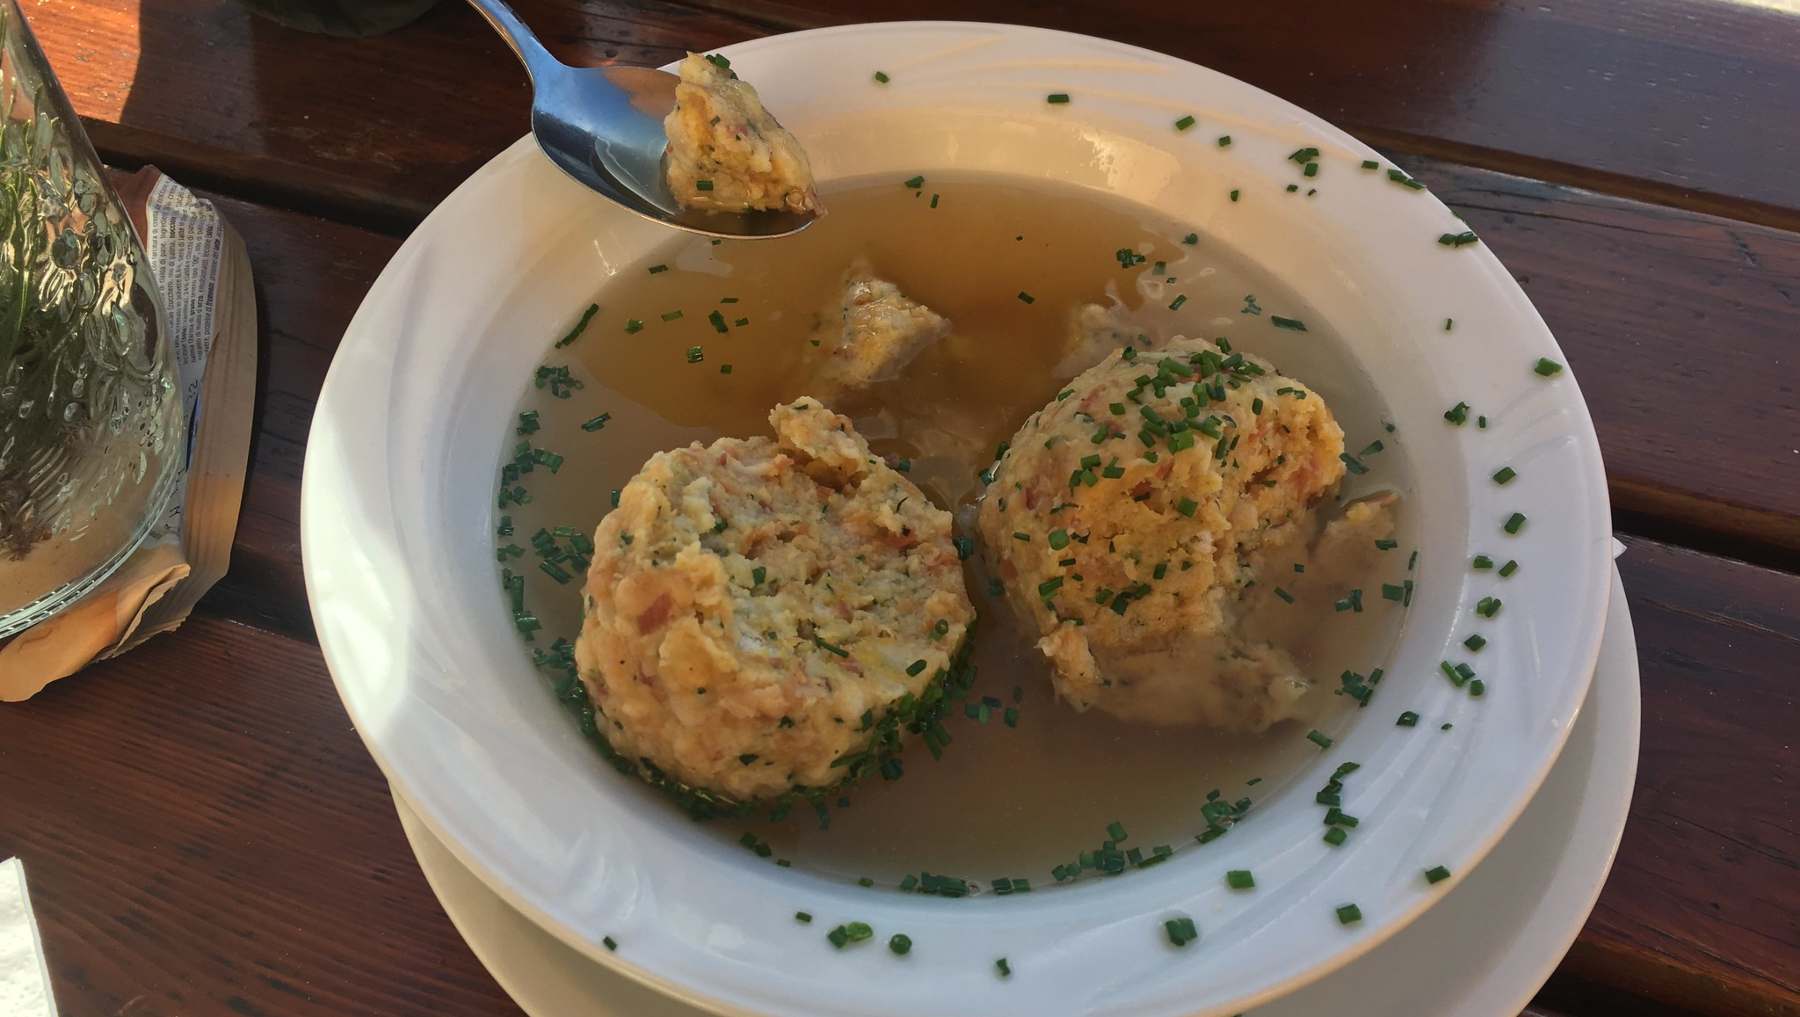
0;859;57;1017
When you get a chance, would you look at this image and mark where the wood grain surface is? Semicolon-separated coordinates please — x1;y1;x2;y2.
1;539;1793;1017
28;0;1800;228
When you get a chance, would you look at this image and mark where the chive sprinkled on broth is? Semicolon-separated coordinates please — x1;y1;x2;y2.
624;318;644;333
1175;115;1196;131
902;174;924;189
496;172;1418;898
1229;188;1240;201
555;303;600;348
1270;315;1307;331
873;70;890;84
1046;92;1071;104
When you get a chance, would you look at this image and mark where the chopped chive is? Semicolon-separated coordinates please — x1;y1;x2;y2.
603;935;618;951
1477;414;1488;429
1169;294;1188;311
1270;315;1307;331
929;193;940;208
906;659;928;677
1437;230;1480;247
1470;678;1487;697
1303;162;1319;178
1464;633;1487;652
1336;903;1362;924
1046;93;1071;104
1286;184;1299;193
1375;538;1398;550
1176;497;1199;517
1425;865;1452;885
624;318;644;333
1444;401;1470;425
1226;869;1255;890
686;345;704;363
1306;729;1333;749
555;303;600;347
873;70;891;84
1492;466;1517;486
1164;916;1199;947
888;933;911;954
1387;168;1425;190
1444;317;1454;331
795;911;812;923
1381;583;1405;601
1397;710;1419;727
1473;554;1494;569
1324;826;1348;846
814;637;850;658
1217;135;1233;147
1534;357;1564;377
995;957;1012;978
858;877;875;888
1183;232;1199;245
660;309;683;322
1503;512;1527;535
1361;159;1379;170
1442;722;1454;731
647;264;669;274
1229;188;1240;202
1499;559;1519;577
1175;115;1196;131
709;309;729;333
751;565;767;586
580;412;611;432
734;317;749;327
1017;291;1035;304
903;175;925;189
1274;586;1295;604
719;363;733;374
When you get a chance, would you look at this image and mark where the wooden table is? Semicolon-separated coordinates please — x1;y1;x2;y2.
3;2;1796;1015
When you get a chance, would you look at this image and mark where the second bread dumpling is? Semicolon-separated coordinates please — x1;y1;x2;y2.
977;338;1346;732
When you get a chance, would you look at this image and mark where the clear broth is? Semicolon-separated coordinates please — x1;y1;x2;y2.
498;172;1414;886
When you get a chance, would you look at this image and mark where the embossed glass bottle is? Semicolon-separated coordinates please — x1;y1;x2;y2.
0;1;181;637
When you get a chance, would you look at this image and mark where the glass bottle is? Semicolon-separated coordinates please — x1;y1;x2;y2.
0;0;182;637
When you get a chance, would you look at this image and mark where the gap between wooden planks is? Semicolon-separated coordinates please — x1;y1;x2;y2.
0;536;1792;1017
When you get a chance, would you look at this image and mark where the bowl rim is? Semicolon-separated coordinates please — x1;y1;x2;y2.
302;21;1612;1017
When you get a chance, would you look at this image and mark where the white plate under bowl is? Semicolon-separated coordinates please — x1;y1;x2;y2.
395;563;1638;1017
303;22;1612;1017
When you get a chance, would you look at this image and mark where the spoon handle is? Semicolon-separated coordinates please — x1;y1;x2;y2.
464;0;563;84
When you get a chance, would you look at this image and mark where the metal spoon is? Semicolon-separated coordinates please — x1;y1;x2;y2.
465;0;818;239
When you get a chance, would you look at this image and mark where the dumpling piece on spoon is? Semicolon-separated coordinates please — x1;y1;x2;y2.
663;52;820;215
574;399;973;802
